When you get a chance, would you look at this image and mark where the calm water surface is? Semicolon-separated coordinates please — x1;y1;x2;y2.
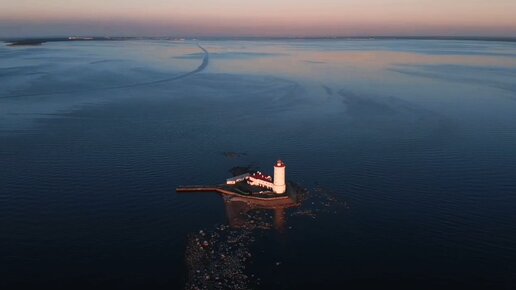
1;39;516;289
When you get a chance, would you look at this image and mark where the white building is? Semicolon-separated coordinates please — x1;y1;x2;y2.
226;173;250;185
246;160;287;194
247;171;274;189
272;160;286;194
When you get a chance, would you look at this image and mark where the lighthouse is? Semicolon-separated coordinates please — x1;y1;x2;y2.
273;160;286;194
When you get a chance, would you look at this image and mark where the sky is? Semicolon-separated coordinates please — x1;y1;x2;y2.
1;0;516;38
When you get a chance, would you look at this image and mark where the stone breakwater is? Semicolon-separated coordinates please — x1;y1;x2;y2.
183;184;347;289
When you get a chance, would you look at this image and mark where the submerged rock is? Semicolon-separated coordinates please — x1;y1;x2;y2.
222;152;247;159
184;182;346;289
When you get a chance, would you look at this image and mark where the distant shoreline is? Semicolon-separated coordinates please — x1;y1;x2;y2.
7;39;45;46
5;37;118;46
3;35;516;45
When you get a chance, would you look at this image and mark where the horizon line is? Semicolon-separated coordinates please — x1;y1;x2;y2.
3;35;516;42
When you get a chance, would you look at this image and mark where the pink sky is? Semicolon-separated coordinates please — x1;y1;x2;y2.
1;0;515;37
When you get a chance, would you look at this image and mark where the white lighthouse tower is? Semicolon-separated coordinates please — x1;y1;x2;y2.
273;160;286;194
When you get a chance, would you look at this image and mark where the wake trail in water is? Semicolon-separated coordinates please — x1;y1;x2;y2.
0;43;210;99
110;44;209;88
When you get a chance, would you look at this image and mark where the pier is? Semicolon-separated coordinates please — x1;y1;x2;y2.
176;185;291;201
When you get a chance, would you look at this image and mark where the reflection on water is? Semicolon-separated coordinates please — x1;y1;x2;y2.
223;192;300;232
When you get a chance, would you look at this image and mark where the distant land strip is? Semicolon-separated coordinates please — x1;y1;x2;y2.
3;36;516;44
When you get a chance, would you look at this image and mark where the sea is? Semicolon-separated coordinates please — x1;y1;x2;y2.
1;38;516;289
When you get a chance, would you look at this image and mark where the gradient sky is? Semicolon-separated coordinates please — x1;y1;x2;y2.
1;0;516;37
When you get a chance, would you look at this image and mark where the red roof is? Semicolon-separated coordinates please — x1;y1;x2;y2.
250;172;272;182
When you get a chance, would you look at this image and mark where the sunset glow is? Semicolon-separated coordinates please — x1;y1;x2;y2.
1;0;516;37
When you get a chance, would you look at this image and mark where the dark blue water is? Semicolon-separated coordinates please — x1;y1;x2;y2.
1;39;516;289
